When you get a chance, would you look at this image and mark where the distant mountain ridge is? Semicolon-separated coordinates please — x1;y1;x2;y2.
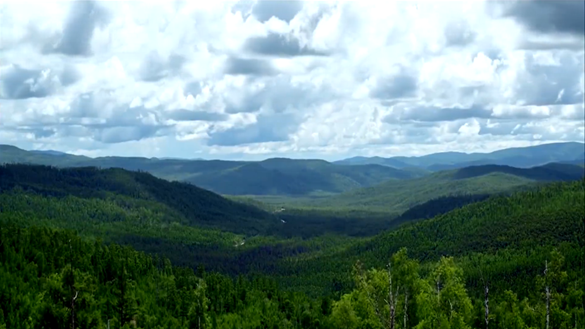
0;145;423;196
29;149;68;156
2;142;583;196
335;142;585;170
453;163;585;181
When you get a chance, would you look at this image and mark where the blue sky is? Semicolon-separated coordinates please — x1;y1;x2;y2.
0;0;583;161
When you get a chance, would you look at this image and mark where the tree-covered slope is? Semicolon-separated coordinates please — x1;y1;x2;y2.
313;162;582;212
312;171;533;212
275;180;585;298
188;159;422;196
394;193;492;222
350;179;584;263
333;156;417;169
452;163;584;181
0;164;276;235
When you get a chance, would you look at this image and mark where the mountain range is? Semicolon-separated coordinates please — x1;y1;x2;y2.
334;142;585;170
0;144;423;196
1;142;583;197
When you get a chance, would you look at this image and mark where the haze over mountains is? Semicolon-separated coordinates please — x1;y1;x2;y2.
0;144;423;196
334;142;585;170
1;142;583;198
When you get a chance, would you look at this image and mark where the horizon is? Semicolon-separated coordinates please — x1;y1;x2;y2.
1;1;584;161
3;140;583;163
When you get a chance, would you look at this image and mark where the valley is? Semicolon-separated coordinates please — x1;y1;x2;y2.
1;142;584;328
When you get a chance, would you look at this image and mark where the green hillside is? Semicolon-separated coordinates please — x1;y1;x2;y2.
0;145;423;196
312;171;533;212
312;163;583;212
394;193;492;222
274;180;585;297
349;179;584;263
453;163;584;181
0;164;276;235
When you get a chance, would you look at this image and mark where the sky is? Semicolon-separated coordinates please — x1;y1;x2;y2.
0;0;584;161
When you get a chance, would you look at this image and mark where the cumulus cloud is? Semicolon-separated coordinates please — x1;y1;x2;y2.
243;32;328;57
0;0;583;159
501;0;585;36
251;0;303;23
369;69;419;100
224;57;277;76
0;64;80;99
49;1;111;56
384;105;492;123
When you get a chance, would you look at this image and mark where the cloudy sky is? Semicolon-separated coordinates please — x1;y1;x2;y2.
1;0;583;160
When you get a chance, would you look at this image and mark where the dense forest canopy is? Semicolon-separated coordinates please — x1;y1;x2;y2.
0;164;583;328
1;225;583;328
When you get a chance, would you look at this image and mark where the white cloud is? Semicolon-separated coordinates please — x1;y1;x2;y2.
0;0;583;160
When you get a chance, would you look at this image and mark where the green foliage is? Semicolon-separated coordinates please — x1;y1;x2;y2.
0;225;333;328
242;162;582;226
330;248;584;329
350;180;584;262
184;159;423;196
0;164;380;281
415;257;473;329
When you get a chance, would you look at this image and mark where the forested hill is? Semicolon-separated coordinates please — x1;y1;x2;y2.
453;162;585;181
349;179;585;264
0;164;276;235
277;179;585;298
181;159;420;196
314;162;583;212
